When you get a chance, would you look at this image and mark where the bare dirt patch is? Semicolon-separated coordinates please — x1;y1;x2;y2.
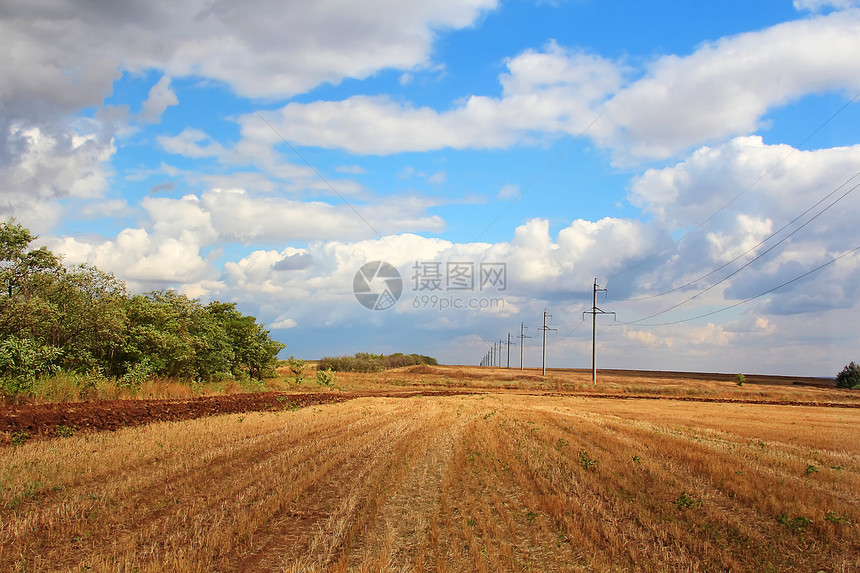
0;389;469;444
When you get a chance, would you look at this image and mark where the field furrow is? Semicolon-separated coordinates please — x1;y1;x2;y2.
2;393;858;572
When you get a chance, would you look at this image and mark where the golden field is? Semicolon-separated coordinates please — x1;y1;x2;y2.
1;367;858;572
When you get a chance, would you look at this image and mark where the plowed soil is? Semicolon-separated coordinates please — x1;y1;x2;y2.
0;390;470;443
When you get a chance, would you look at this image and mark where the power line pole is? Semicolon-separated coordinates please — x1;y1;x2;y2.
519;322;531;370
583;278;616;385
539;310;557;376
505;332;516;369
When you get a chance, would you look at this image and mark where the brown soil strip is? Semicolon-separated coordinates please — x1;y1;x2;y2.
0;390;473;443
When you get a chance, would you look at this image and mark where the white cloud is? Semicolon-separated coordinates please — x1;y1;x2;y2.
157;129;228;159
55;226;213;287
270;317;298;329
595;11;860;162
243;12;860;164
1;0;499;109
0;124;115;232
139;75;178;123
245;43;620;154
794;0;860;12
630;136;860;235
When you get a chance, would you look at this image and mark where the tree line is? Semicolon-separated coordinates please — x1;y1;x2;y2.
0;220;284;396
318;352;438;373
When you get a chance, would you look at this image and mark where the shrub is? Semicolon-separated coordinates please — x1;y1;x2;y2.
287;356;306;384
835;361;860;389
318;352;438;372
316;368;335;387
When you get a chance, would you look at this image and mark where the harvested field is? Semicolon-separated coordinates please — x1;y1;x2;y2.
2;378;858;572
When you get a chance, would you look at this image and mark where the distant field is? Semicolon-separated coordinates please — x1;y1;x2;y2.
1;368;858;571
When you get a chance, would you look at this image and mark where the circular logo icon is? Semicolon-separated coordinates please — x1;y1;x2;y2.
353;261;403;311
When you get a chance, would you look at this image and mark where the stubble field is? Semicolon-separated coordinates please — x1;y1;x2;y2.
1;366;858;572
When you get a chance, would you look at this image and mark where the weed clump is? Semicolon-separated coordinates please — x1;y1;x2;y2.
578;448;598;470
778;513;813;532
674;492;703;510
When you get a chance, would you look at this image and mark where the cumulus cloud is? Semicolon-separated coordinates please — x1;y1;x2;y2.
1;0;499;107
0;123;115;232
596;11;860;163
0;0;499;231
630;136;860;233
139;75;178;123
609;136;860;324
248;43;621;154
246;12;860;165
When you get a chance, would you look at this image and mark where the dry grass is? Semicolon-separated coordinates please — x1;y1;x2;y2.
2;387;858;572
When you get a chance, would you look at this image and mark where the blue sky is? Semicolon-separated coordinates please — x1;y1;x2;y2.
2;0;860;376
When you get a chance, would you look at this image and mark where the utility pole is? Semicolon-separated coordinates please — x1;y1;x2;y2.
583;278;616;385
505;332;516;369
539;310;557;376
519;322;531;370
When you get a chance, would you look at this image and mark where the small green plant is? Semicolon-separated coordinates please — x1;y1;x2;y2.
736;373;745;386
674;492;703;509
824;511;851;524
632;455;641;463
316;368;335;387
287;356;306;384
277;395;300;411
526;510;538;522
578;448;598;470
55;424;77;438
805;463;819;475
556;438;568;450
778;513;813;532
11;430;29;446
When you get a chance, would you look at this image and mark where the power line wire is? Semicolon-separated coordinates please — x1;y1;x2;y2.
615;170;860;303
621;179;860;325
612;89;860;279
623;246;860;327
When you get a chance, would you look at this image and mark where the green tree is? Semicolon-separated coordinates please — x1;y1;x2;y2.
0;219;63;343
206;301;284;380
1;219;286;392
836;362;860;389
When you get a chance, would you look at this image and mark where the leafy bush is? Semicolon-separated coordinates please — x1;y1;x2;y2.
0;219;286;396
287;356;306;383
835;361;860;389
316;368;335;387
